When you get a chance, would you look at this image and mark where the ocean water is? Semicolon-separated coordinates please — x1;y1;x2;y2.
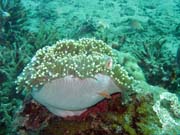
0;0;180;134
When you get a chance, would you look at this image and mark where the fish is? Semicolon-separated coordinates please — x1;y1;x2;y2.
98;91;112;99
105;57;113;69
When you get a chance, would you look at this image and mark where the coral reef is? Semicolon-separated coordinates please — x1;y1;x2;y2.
36;2;57;23
26;24;60;50
0;0;29;134
14;93;162;135
0;0;27;46
113;51;145;81
72;18;109;39
16;38;135;117
0;1;60;133
0;43;31;134
1;0;180;134
14;38;180;135
14;81;180;135
177;46;180;68
134;81;180;134
0;28;60;135
120;37;179;92
72;18;98;38
153;92;180;134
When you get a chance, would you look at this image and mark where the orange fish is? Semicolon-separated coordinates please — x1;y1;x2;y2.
98;91;112;99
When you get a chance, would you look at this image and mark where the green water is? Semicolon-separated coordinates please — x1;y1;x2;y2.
0;0;180;134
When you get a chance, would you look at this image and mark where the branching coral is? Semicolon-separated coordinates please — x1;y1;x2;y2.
0;0;29;133
36;2;57;23
121;37;179;91
0;0;27;46
0;10;61;133
72;19;98;39
0;44;31;134
26;24;60;50
16;38;135;117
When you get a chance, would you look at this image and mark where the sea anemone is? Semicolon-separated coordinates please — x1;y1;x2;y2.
16;38;135;117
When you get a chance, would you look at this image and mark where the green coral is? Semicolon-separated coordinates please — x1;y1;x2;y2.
114;51;146;81
0;0;27;46
133;81;180;134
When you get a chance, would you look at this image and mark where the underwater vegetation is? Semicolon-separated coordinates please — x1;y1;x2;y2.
112;14;180;92
72;18;98;39
0;0;60;134
26;23;60;50
122;37;179;92
0;0;180;134
0;0;27;46
13;38;180;135
0;0;28;134
36;2;57;24
177;46;180;68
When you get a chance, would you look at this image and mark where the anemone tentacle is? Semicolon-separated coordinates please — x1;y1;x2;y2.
16;38;134;92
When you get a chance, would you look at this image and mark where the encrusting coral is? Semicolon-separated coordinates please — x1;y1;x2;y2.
16;38;135;117
153;92;180;133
